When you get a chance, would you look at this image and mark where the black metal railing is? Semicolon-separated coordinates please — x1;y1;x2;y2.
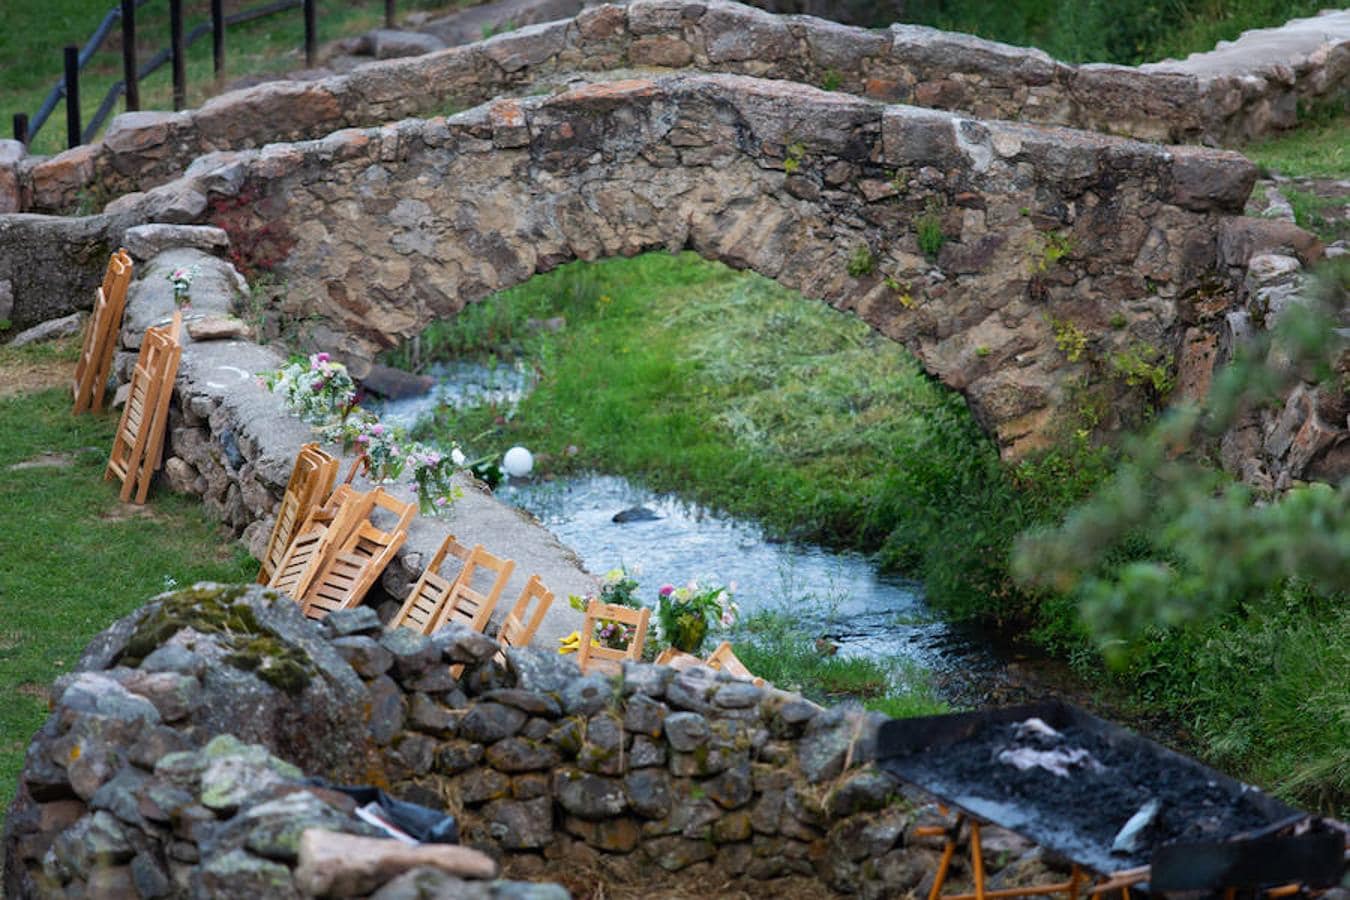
14;0;395;151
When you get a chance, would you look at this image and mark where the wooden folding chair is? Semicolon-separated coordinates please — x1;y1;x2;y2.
389;534;474;633
256;443;339;584
655;646;705;672
575;598;650;677
300;488;417;620
267;485;373;602
103;312;182;504
73;249;133;414
705;640;766;687
497;574;554;654
427;545;515;636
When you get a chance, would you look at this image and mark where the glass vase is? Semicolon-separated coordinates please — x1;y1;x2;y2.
670;614;708;655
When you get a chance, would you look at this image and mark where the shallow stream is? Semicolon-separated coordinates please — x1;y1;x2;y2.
373;362;1020;701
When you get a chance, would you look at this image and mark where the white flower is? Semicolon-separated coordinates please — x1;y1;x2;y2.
451;447;466;466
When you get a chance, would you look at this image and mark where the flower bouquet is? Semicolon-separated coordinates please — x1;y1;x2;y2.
657;580;737;655
404;440;465;515
167;265;199;309
260;353;358;426
349;418;407;483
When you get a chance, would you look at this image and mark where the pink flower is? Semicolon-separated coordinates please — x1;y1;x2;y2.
356;434;370;444
371;424;384;436
316;352;330;363
659;584;674;598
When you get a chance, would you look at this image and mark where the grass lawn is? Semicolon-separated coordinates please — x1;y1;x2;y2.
1;0;471;159
1245;104;1349;180
0;336;257;829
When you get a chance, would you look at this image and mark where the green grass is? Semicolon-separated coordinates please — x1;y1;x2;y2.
0;0;471;159
1246;103;1350;179
401;253;1096;622
1283;187;1348;243
1121;586;1349;813
0;339;257;828
733;610;948;717
900;0;1328;66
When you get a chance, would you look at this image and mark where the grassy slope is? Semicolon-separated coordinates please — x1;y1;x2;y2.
901;0;1327;65
0;339;256;828
0;0;466;159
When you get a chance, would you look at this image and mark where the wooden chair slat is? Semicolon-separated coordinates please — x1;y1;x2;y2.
389;535;473;634
257;443;338;584
704;641;766;687
576;598;650;676
74;249;132;414
297;488;415;620
428;545;515;637
268;489;374;602
104;312;182;504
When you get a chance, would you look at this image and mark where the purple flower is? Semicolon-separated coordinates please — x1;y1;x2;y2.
659;584;675;598
316;352;330;363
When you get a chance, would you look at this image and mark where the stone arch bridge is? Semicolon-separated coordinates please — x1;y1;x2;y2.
104;73;1260;458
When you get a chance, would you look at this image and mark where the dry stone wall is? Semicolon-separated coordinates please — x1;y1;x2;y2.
3;585;1017;899
1;0;1346;214
102;72;1258;458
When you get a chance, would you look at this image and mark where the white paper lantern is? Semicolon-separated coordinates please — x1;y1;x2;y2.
502;446;534;478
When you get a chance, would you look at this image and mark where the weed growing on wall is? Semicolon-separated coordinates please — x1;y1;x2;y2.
846;244;876;277
915;200;946;261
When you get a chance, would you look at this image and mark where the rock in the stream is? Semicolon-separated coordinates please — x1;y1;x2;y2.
611;506;661;523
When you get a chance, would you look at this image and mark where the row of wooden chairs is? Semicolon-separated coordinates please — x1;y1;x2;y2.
261;446;559;654
260;447;746;682
265;467;417;620
390;537;558;673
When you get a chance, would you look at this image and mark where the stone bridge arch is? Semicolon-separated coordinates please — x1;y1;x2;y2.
126;73;1255;457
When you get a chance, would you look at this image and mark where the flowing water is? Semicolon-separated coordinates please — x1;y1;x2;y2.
373;362;1018;699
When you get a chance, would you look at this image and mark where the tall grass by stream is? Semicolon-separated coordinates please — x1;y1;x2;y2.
393;252;1347;814
400;253;1107;623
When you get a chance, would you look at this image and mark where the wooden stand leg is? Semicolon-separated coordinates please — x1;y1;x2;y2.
929;833;959;900
971;821;987;900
